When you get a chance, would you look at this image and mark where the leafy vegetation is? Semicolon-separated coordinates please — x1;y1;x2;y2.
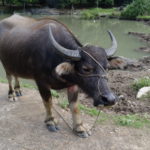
59;0;114;8
58;0;134;8
137;15;150;20
58;99;150;128
1;0;134;8
0;77;7;83
5;0;39;5
51;89;59;98
59;99;101;116
132;77;150;91
80;8;119;19
115;114;150;128
121;0;150;19
0;77;149;128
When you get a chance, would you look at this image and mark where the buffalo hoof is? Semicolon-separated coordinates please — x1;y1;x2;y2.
8;94;18;102
47;124;59;132
45;117;59;132
15;89;22;97
73;130;91;138
73;124;91;138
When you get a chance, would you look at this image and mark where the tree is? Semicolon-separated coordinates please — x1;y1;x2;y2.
121;0;150;19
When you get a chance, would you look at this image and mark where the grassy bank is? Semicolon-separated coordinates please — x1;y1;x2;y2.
59;99;150;128
0;77;150;128
80;8;150;21
80;8;120;19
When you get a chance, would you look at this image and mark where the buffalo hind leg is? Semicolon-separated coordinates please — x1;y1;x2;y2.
36;81;59;132
14;77;22;97
67;85;91;138
6;73;18;102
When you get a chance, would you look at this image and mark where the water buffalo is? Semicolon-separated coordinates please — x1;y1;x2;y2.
0;14;118;138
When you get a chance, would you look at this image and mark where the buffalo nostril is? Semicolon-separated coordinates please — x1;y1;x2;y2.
103;93;116;104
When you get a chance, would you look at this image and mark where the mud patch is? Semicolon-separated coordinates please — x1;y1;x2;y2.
79;57;150;115
128;32;150;53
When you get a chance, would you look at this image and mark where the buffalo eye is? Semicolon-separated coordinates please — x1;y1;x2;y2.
82;65;93;74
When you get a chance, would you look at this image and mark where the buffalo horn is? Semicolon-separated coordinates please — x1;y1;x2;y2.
105;30;117;57
49;25;81;60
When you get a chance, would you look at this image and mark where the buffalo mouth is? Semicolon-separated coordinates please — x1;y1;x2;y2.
93;95;116;107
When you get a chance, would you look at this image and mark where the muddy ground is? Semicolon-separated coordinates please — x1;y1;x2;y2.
78;56;150;115
0;82;150;150
0;30;150;150
0;58;149;150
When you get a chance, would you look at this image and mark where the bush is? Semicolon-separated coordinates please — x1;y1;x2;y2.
58;0;114;8
121;0;150;19
58;0;88;8
5;0;39;6
80;8;116;19
99;0;114;8
114;0;133;6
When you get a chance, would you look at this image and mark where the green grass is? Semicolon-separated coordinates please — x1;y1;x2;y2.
115;114;150;128
58;99;100;116
21;83;36;89
80;7;150;20
132;77;150;91
80;8;119;19
0;77;59;98
0;77;7;83
137;15;150;20
58;99;150;128
59;99;69;109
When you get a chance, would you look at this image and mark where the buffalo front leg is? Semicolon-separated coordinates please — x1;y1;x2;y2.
67;85;91;138
36;82;59;132
14;77;22;97
6;73;17;102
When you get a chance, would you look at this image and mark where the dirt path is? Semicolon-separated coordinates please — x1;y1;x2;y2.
0;83;150;150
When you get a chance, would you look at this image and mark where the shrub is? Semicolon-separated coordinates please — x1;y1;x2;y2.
99;0;114;8
121;0;150;19
80;8;116;19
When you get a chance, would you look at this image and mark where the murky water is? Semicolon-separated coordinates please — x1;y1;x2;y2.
0;14;150;79
54;15;150;58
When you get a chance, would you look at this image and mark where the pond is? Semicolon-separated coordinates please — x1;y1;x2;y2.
0;14;150;79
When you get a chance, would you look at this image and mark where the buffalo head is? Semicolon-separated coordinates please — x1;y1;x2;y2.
49;25;118;107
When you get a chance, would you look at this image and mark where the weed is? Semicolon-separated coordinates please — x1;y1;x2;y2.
58;99;110;123
137;15;150;20
115;114;150;128
0;77;7;83
132;77;150;91
59;99;69;109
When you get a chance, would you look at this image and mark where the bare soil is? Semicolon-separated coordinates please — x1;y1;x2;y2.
0;9;150;150
0;55;150;150
0;83;150;150
80;56;150;115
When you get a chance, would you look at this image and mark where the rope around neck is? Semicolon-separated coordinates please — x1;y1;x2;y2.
53;50;107;135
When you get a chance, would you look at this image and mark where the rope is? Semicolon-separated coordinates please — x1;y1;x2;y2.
53;49;108;134
82;50;107;74
53;104;101;133
53;105;73;130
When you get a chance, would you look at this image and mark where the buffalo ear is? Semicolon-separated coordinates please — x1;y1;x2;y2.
55;62;74;76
